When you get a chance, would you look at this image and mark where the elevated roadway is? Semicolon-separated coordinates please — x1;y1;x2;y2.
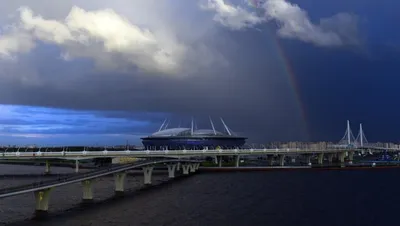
0;147;388;160
0;158;201;216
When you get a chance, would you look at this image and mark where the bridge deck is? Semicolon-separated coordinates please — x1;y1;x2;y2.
0;147;394;161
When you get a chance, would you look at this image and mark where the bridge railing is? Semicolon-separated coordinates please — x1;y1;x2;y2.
0;146;350;152
1;147;394;160
0;147;360;157
1;143;397;153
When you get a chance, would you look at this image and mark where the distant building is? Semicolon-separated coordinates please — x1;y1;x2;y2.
141;117;247;150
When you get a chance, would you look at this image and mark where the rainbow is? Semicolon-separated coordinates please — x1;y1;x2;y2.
244;0;310;139
272;35;310;139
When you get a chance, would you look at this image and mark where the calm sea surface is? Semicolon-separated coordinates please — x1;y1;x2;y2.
0;164;399;226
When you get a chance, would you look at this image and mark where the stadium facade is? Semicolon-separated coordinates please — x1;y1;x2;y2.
141;117;247;150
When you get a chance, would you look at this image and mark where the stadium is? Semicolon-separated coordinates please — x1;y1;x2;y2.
141;117;247;150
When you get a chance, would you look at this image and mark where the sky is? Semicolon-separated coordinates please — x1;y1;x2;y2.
0;0;399;146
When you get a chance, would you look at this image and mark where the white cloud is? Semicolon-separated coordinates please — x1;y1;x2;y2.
0;29;35;59
0;1;225;75
319;12;360;46
202;0;359;47
2;6;186;74
200;0;264;30
264;0;343;46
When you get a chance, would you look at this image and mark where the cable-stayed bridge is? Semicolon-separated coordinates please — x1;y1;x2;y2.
337;120;369;148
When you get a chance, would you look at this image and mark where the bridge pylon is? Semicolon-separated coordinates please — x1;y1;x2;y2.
338;120;356;147
355;123;368;147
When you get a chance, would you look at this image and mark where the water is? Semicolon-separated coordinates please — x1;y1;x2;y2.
1;165;400;226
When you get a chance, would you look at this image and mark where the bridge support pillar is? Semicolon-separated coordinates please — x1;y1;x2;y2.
75;160;79;173
177;162;181;171
235;155;240;167
318;153;324;165
268;156;274;166
196;163;200;170
167;164;177;178
34;188;52;217
214;156;218;164
189;164;196;173
45;160;51;174
114;172;126;195
182;164;190;175
306;155;312;165
143;166;154;185
218;156;222;167
82;180;94;202
328;154;334;163
338;152;346;164
279;155;285;166
348;151;354;164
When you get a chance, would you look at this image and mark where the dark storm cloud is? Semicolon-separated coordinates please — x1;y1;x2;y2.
0;28;305;142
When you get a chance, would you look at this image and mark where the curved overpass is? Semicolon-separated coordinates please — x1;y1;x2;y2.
0;158;201;217
0;159;200;199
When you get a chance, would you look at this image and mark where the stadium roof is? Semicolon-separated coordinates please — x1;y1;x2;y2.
146;117;241;138
150;128;226;137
